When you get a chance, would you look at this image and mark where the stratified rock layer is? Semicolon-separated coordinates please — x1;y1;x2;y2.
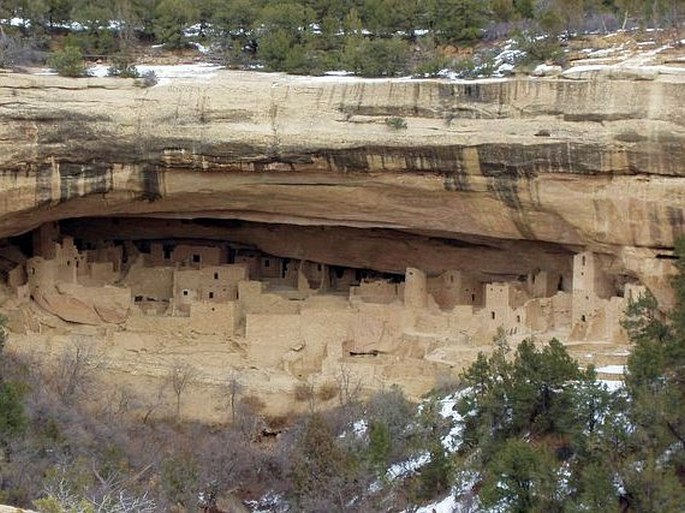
0;71;683;304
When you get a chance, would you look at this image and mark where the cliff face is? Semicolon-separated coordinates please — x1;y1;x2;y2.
0;71;683;303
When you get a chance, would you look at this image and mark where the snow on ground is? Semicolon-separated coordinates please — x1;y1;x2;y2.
386;452;431;480
190;42;210;54
438;390;470;452
596;365;626;375
86;63;223;85
409;492;458;513
562;39;685;79
599;380;624;392
403;471;480;513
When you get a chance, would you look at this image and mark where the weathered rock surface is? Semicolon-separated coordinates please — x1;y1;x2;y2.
0;506;37;513
0;71;683;304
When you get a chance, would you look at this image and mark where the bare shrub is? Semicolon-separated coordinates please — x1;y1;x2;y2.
336;365;363;408
165;360;198;420
214;372;244;424
52;341;107;403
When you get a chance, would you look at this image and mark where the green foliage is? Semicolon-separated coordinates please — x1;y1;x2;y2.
413;398;453;501
616;245;685;511
455;238;685;512
48;46;87;77
290;414;359;509
343;36;410;77
429;0;492;44
480;439;559;513
33;496;66;513
160;452;199;507
258;29;304;72
107;53;139;78
0;381;27;448
385;116;407;129
155;0;197;49
671;237;685;340
366;385;415;461
63;29;118;56
412;54;452;77
459;338;592;459
514;32;565;66
417;442;452;501
368;421;392;470
0;317;26;458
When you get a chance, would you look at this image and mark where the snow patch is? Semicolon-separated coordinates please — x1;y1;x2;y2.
386;452;431;480
596;365;625;375
352;419;368;437
598;379;624;392
86;63;223;84
410;492;458;513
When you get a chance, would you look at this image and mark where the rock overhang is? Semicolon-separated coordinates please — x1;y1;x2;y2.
0;71;682;305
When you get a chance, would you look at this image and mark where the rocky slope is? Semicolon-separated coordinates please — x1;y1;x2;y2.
0;69;683;301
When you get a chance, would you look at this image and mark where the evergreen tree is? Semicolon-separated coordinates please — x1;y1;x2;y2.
427;0;491;43
290;414;359;511
154;0;196;49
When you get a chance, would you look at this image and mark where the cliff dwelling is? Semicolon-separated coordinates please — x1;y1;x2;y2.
0;214;649;412
0;71;682;418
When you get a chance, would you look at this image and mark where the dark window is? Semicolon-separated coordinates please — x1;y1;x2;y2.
209;292;214;299
183;290;189;296
516;315;521;323
192;254;200;263
66;261;71;266
214;272;219;280
471;293;475;302
582;255;586;266
491;311;495;320
581;314;586;322
317;264;322;271
264;260;270;268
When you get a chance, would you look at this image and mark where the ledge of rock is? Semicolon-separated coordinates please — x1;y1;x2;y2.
0;71;682;305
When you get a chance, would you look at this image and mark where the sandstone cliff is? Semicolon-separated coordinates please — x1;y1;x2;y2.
0;70;682;302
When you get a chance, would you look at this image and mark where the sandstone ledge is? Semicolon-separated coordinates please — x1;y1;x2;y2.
0;71;683;304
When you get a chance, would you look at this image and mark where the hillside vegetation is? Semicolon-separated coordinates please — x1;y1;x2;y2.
1;0;684;76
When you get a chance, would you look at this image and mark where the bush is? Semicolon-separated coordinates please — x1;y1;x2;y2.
514;33;565;67
412;55;452;78
48;46;87;77
107;54;140;78
385;117;408;130
343;36;410;77
135;70;158;88
63;30;119;56
0;34;47;69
